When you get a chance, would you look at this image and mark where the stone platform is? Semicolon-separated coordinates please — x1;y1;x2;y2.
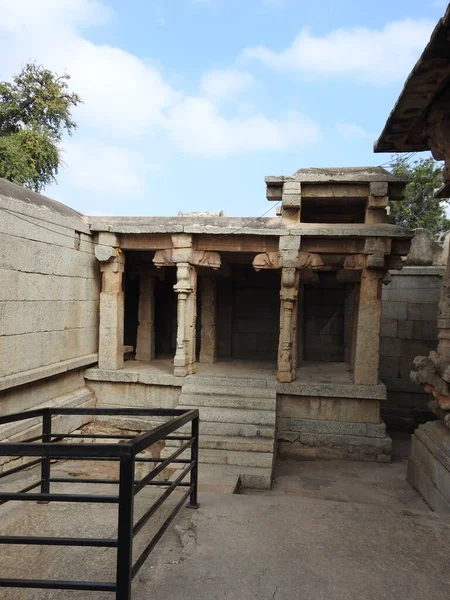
408;420;450;513
84;359;392;477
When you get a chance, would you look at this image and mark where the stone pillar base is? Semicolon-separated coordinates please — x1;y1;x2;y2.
174;363;195;377
407;420;450;513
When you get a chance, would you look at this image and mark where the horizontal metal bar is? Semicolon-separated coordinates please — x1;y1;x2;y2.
0;459;42;480
0;481;42;506
164;436;192;441
50;408;193;417
51;433;134;440
133;462;194;537
49;477;118;485
43;456;121;462
134;439;193;495
0;442;131;458
0;409;46;426
0;492;119;503
132;411;198;456
132;486;192;579
145;481;190;487
18;435;44;444
0;578;115;592
135;457;191;464
0;536;117;548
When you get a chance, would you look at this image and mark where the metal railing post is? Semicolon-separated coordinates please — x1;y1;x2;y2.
116;455;134;600
187;414;199;509
40;410;51;496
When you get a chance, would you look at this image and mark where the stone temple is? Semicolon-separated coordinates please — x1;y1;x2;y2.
0;163;415;489
1;7;450;509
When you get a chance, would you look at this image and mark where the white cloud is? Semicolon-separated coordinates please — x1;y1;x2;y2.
244;18;434;84
0;0;322;197
0;0;111;32
335;122;372;140
167;97;320;156
201;68;255;102
61;138;159;195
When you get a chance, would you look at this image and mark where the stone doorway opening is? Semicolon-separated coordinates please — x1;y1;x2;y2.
302;271;358;369
214;259;281;367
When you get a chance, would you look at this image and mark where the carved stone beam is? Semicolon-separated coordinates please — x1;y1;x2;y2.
253;251;280;271
297;252;323;270
95;232;121;263
344;253;387;271
191;250;221;270
153;249;175;269
253;251;323;272
153;248;221;270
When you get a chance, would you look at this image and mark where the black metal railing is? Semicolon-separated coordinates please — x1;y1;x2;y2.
0;407;199;598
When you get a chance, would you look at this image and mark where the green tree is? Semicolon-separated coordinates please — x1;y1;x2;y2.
390;156;450;236
0;63;81;192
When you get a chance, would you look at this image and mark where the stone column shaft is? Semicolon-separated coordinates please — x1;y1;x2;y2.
199;276;217;364
353;269;383;385
277;267;300;382
98;254;125;371
135;273;155;362
173;262;197;376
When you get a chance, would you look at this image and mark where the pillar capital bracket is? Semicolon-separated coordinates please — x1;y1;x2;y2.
153;249;221;270
252;251;323;271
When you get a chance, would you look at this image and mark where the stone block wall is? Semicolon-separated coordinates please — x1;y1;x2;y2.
0;189;100;380
302;273;347;362
380;266;444;430
0;182;100;445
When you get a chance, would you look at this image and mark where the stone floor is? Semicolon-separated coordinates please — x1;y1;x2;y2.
1;434;450;599
122;358;354;383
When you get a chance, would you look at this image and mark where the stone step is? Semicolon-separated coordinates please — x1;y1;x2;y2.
176;405;276;426
185;375;276;389
178;421;275;439
179;393;276;410
181;384;277;399
196;464;272;492
167;434;275;453
163;446;274;469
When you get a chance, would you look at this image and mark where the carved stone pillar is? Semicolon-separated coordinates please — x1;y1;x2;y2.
353;268;383;385
173;262;197;377
98;253;125;370
199;276;217;364
277;267;300;382
135;271;155;362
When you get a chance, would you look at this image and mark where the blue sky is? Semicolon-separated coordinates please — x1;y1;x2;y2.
0;0;447;216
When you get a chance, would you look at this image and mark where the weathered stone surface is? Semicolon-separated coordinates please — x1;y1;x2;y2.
199;276;217;364
89;380;180;409
277;395;381;423
135;273;155;362
277;418;386;438
383;301;408;320
406;229;442;266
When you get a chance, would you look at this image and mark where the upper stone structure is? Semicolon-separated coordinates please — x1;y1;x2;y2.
265;166;408;225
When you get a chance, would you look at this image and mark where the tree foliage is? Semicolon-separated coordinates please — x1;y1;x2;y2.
0;63;81;192
390;156;450;236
